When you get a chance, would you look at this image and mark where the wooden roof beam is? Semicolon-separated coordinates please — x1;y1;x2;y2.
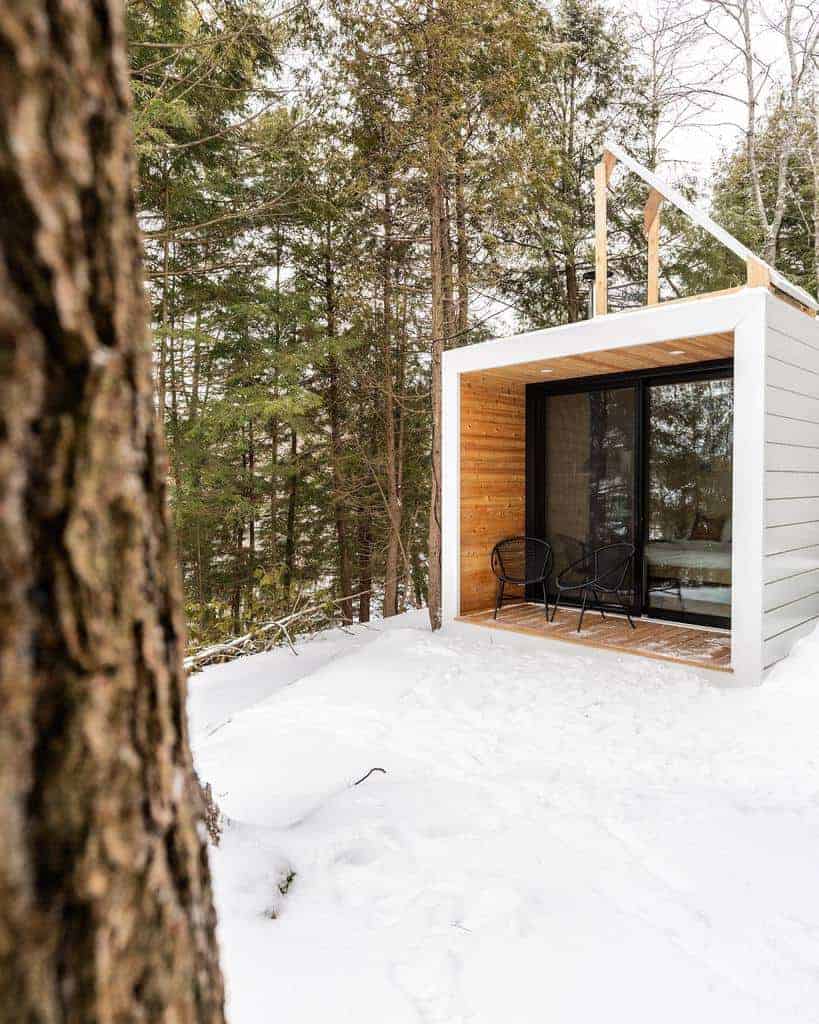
602;149;617;184
643;188;663;235
644;188;664;306
602;138;817;313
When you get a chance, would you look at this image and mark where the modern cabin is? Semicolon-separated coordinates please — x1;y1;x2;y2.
441;144;819;683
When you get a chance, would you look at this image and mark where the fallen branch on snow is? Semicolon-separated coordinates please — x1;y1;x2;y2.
353;768;387;786
184;588;378;674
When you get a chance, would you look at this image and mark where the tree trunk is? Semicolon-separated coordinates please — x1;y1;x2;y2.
738;0;795;267
455;155;469;337
394;286;409;614
382;180;402;617
269;225;283;566
0;2;225;1019
427;161;445;631
283;428;298;598
158;173;170;416
412;531;427;610
269;408;279;561
190;308;202;422
565;259;580;322
323;242;354;625
247;417;256;622
441;177;455;345
232;450;246;636
167;280;180;485
357;515;373;623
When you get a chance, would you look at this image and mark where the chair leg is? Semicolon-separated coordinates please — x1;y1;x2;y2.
494;580;505;620
542;581;549;618
551;589;562;623
592;589;606;619
616;591;636;629
577;589;588;633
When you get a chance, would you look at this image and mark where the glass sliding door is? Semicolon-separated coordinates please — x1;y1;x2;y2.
545;386;637;598
528;362;733;626
644;376;733;626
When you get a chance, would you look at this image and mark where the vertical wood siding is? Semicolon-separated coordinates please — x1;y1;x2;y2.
459;374;526;614
763;301;819;669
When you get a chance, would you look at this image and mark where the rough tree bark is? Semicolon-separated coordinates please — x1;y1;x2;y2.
283;428;299;597
565;258;580;323
427;160;445;631
425;6;446;633
454;154;469;337
0;2;225;1021
323;238;354;625
357;515;373;623
382;179;402;618
440;179;455;344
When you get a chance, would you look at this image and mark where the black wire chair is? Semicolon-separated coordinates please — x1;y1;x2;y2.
490;537;554;620
551;541;637;633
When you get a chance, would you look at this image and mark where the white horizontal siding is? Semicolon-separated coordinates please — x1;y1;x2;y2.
766;415;819;447
765;545;819;584
766;357;819;399
767;444;819;472
767;386;819;422
767;325;819;370
763;618;817;670
765;521;819;555
764;567;819;611
764;300;819;669
764;592;819;640
766;495;819;527
766;471;819;499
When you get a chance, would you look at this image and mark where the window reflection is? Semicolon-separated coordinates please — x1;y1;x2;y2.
546;388;635;584
645;378;733;623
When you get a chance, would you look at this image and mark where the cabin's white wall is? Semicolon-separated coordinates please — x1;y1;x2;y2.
763;296;819;670
731;294;767;684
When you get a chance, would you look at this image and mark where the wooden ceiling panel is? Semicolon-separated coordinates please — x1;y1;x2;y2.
466;332;734;385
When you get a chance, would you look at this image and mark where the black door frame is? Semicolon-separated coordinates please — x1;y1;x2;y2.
525;358;734;629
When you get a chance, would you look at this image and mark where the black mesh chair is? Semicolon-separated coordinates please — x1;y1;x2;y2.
490;537;554;620
551;541;637;633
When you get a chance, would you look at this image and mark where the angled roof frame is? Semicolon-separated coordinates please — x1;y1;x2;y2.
597;139;817;314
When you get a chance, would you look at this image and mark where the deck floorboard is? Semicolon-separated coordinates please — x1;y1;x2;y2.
456;603;732;673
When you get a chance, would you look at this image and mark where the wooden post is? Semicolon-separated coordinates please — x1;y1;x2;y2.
644;188;663;305
746;258;771;289
594;160;609;316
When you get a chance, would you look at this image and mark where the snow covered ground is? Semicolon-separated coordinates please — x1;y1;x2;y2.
190;612;819;1023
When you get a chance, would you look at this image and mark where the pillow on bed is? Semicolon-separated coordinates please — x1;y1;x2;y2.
689;512;726;541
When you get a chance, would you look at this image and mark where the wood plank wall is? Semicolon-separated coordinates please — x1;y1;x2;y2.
459;373;526;614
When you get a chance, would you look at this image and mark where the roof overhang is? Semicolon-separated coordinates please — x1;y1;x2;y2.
444;288;763;383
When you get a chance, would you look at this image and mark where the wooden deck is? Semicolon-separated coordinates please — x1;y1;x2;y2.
456;602;732;673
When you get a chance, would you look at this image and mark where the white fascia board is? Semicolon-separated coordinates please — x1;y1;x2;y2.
443;289;760;377
604;140;817;313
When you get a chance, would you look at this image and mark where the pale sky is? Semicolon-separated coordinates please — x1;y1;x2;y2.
621;0;813;192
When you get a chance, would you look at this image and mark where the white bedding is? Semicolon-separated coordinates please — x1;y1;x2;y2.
645;540;732;572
